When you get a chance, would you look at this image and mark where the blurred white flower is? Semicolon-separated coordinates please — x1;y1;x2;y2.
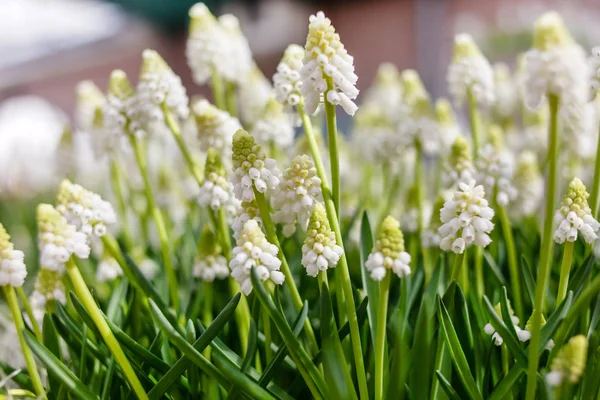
301;203;343;277
553;178;599;244
365;216;411;281
250;99;295;150
96;257;122;282
0;224;27;288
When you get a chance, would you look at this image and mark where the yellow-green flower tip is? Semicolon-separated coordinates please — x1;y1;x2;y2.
76;81;105;128
374;63;401;87
449;136;472;166
435;98;456;126
524;310;546;331
430;195;446;226
493;301;516;322
232;129;266;169
562;177;590;212
0;223;12;253
141;49;170;77
401;69;431;116
533;11;572;51
376;216;405;256
406;185;419;208
264;97;284;117
307;203;334;243
108;70;135;100
452;33;483;61
197;224;221;256
552;335;588;384
204;148;226;177
493;63;511;83
189;3;217;34
488;125;504;150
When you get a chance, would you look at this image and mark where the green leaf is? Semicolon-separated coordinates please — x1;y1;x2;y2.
410;298;433;400
43;314;63;397
226;318;258;400
568;254;595;298
487;364;525;400
359;211;379;343
437;297;483;400
482;295;527;365
435;371;463;400
186;320;200;397
484;251;508;287
24;330;100;400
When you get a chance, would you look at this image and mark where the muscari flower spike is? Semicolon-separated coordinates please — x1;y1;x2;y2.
271;155;322;237
517;311;555;350
301;203;343;277
553;177;600;244
232;200;261;240
401;185;420;234
439;180;495;254
37;204;90;271
238;64;276;128
365;216;411;281
353;101;399;162
56;179;117;238
30;268;66;323
447;33;495;107
444;135;474;188
250;98;295;150
435;98;460;151
546;335;588;387
193;98;242;158
231;129;281;202
103;70;139;139
76;80;105;134
483;302;520;346
194;225;228;282
300;11;359;116
273;44;305;111
363;63;402;122
0;224;27;288
590;46;600;99
218;13;253;84
198;148;236;212
96;257;123;283
421;195;446;248
513;151;544;218
230;219;284;295
491;63;518;122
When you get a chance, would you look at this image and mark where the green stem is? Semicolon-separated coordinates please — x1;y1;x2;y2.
253;190;319;354
129;135;179;309
225;82;238;117
16;287;42;341
467;89;482;159
65;259;148;400
110;158;134;250
415;140;433;282
163;105;203;187
211;69;226;110
324;78;340;217
498;205;523;319
3;286;46;399
263;311;272;364
556;240;574;306
450;251;466;283
298;102;369;400
525;94;560;400
590;123;600;217
202;282;213;360
474;246;484;298
375;273;391;400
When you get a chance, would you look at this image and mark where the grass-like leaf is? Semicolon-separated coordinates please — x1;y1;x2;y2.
435;370;463;400
359;211;379;343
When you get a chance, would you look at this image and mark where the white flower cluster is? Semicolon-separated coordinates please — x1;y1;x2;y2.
439;180;495;254
300;11;359;116
197;148;236;212
96;257;123;282
546;335;588;387
492;63;518;122
250;99;295;150
232;200;261;240
193;226;229;282
522;12;589;110
230;219;284;295
56;180;117;238
193;99;241;157
238;65;275;127
352;103;399;162
75;80;105;135
37;204;91;271
512;151;544;218
421;196;446;248
483;304;520;346
271;155;322;237
435;98;461;152
560;101;598;160
365;216;411;281
447;33;495;107
103;70;139;139
553;178;600;244
0;224;27;288
30;268;66;323
475;142;517;207
231;130;280;202
301;203;343;277
363;63;403;123
273;44;304;110
591;46;600;99
218;14;253;84
444;136;475;188
136;50;190;128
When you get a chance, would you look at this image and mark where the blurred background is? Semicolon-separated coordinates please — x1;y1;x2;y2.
1;0;600;202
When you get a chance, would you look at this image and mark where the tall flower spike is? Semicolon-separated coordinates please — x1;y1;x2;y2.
239;65;275;127
37;204;90;271
218;14;253;84
75;81;105;134
104;70;139;138
301;203;343;276
250;98;295;150
273;44;304;110
439;180;495;254
198;148;236;211
546;335;588;387
365;216;411;281
553;177;600;244
56;179;117;238
187;3;228;85
232;200;261;240
421;196;446;248
271;155;322;237
445;136;474;188
300;11;359;116
590;46;600;99
96;257;123;282
137;49;190;129
194;225;228;282
447;33;494;107
30;268;66;323
193;98;242;158
483;302;520;346
513;151;544;218
231;129;280;202
491;63;518;123
435;98;460;151
523;12;589;109
363;63;403;123
0;224;27;287
229;219;284;295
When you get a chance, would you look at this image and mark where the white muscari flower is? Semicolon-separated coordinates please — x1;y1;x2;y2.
0;326;25;369
232;200;261;240
30;268;66;324
560;100;598;160
271;155;322;237
250;98;295;150
591;46;600;99
546;335;588;387
139;259;159;281
475;132;517;207
300;11;359;116
365;216;411;281
516;312;555;350
435;98;461;151
421;196;446;248
491;63;518;122
194;225;228;282
193;99;242;159
401;185;420;234
230;219;284;295
438;180;495;254
56;179;117;238
447;33;494;107
273;44;304;111
352;103;399;162
0;224;27;288
103;70;139;139
75;80;105;135
231;129;280;202
96;257;123;282
553;177;600;244
239;65;276;127
363;63;403;123
444;136;475;188
513;151;544;218
218;14;253;84
186;3;229;85
197;148;236;211
522;12;589;109
136;49;190;130
37;204;90;271
301;203;343;277
483;302;520;346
